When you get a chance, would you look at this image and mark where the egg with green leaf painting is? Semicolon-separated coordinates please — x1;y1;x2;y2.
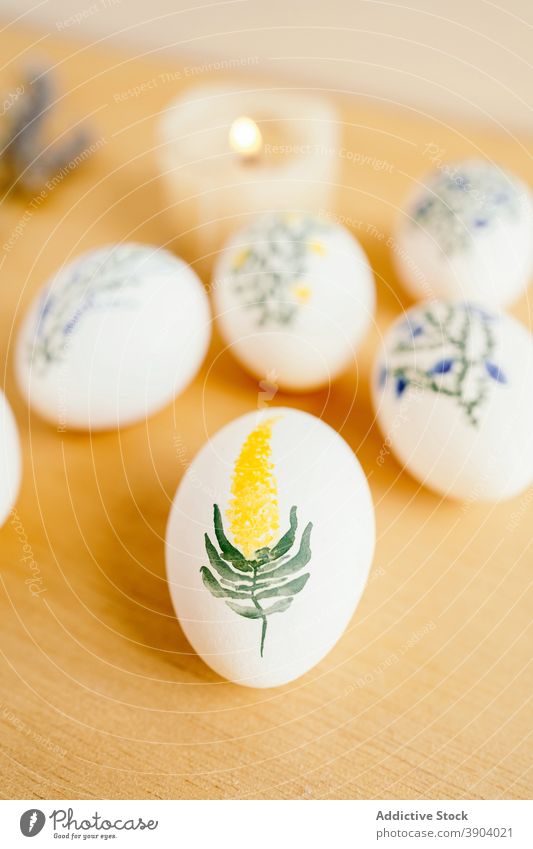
372;300;533;500
165;407;375;687
212;212;375;392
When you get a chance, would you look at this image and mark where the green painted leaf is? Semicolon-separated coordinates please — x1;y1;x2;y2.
255;572;310;600
260;522;313;580
225;597;293;619
267;506;298;560
213;504;253;572
204;534;253;585
263;597;295;616
201;505;314;657
200;566;251;600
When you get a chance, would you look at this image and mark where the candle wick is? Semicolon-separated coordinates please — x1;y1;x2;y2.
240;152;260;166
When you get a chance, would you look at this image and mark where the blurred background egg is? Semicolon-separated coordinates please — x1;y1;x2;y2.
0;391;21;526
372;300;533;500
166;407;375;687
212;212;375;392
394;160;533;307
15;243;211;430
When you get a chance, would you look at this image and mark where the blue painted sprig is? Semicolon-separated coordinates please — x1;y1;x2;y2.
30;245;176;370
411;163;521;255
380;303;508;427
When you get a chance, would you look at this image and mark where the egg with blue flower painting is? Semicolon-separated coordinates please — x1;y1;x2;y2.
373;301;533;500
165;407;375;687
15;244;211;430
212;212;375;392
394;160;533;307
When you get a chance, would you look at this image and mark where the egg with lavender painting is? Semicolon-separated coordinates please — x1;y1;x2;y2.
372;300;533;500
166;407;375;687
212;212;375;391
16;244;211;430
394;160;533;307
0;391;21;526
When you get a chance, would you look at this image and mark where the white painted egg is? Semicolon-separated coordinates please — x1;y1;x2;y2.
212;212;375;392
15;244;211;430
372;300;533;500
393;160;533;307
0;391;21;526
166;407;375;687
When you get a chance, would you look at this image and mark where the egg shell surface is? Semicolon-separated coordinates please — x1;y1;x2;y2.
166;407;375;688
394;160;533;308
372;300;533;501
213;212;375;391
16;243;211;430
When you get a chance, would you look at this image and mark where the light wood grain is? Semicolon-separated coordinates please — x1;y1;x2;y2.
0;25;531;801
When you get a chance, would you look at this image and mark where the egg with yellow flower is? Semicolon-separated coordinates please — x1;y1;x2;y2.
165;407;375;687
212;212;375;392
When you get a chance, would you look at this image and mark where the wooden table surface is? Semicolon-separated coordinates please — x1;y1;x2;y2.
0;24;531;801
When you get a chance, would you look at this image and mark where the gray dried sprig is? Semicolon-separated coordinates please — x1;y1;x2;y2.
0;63;94;195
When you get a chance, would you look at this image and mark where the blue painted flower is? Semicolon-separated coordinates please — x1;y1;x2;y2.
401;318;425;338
415;199;431;214
378;366;387;388
63;315;79;336
63;301;90;336
37;294;54;336
464;303;496;322
429;358;454;375
395;376;408;397
485;361;507;383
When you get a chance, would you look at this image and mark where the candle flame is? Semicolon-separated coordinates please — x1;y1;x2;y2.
229;115;262;160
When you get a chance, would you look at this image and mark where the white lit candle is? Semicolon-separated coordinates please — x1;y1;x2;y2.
158;84;340;274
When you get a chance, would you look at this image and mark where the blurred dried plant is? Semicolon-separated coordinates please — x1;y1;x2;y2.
0;63;94;195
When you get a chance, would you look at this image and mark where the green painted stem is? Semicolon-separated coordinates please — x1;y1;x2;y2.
260;613;268;658
252;566;268;657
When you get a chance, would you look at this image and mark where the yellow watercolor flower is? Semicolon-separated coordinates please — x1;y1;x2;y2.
308;240;326;256
292;282;312;304
226;417;280;558
232;248;250;269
